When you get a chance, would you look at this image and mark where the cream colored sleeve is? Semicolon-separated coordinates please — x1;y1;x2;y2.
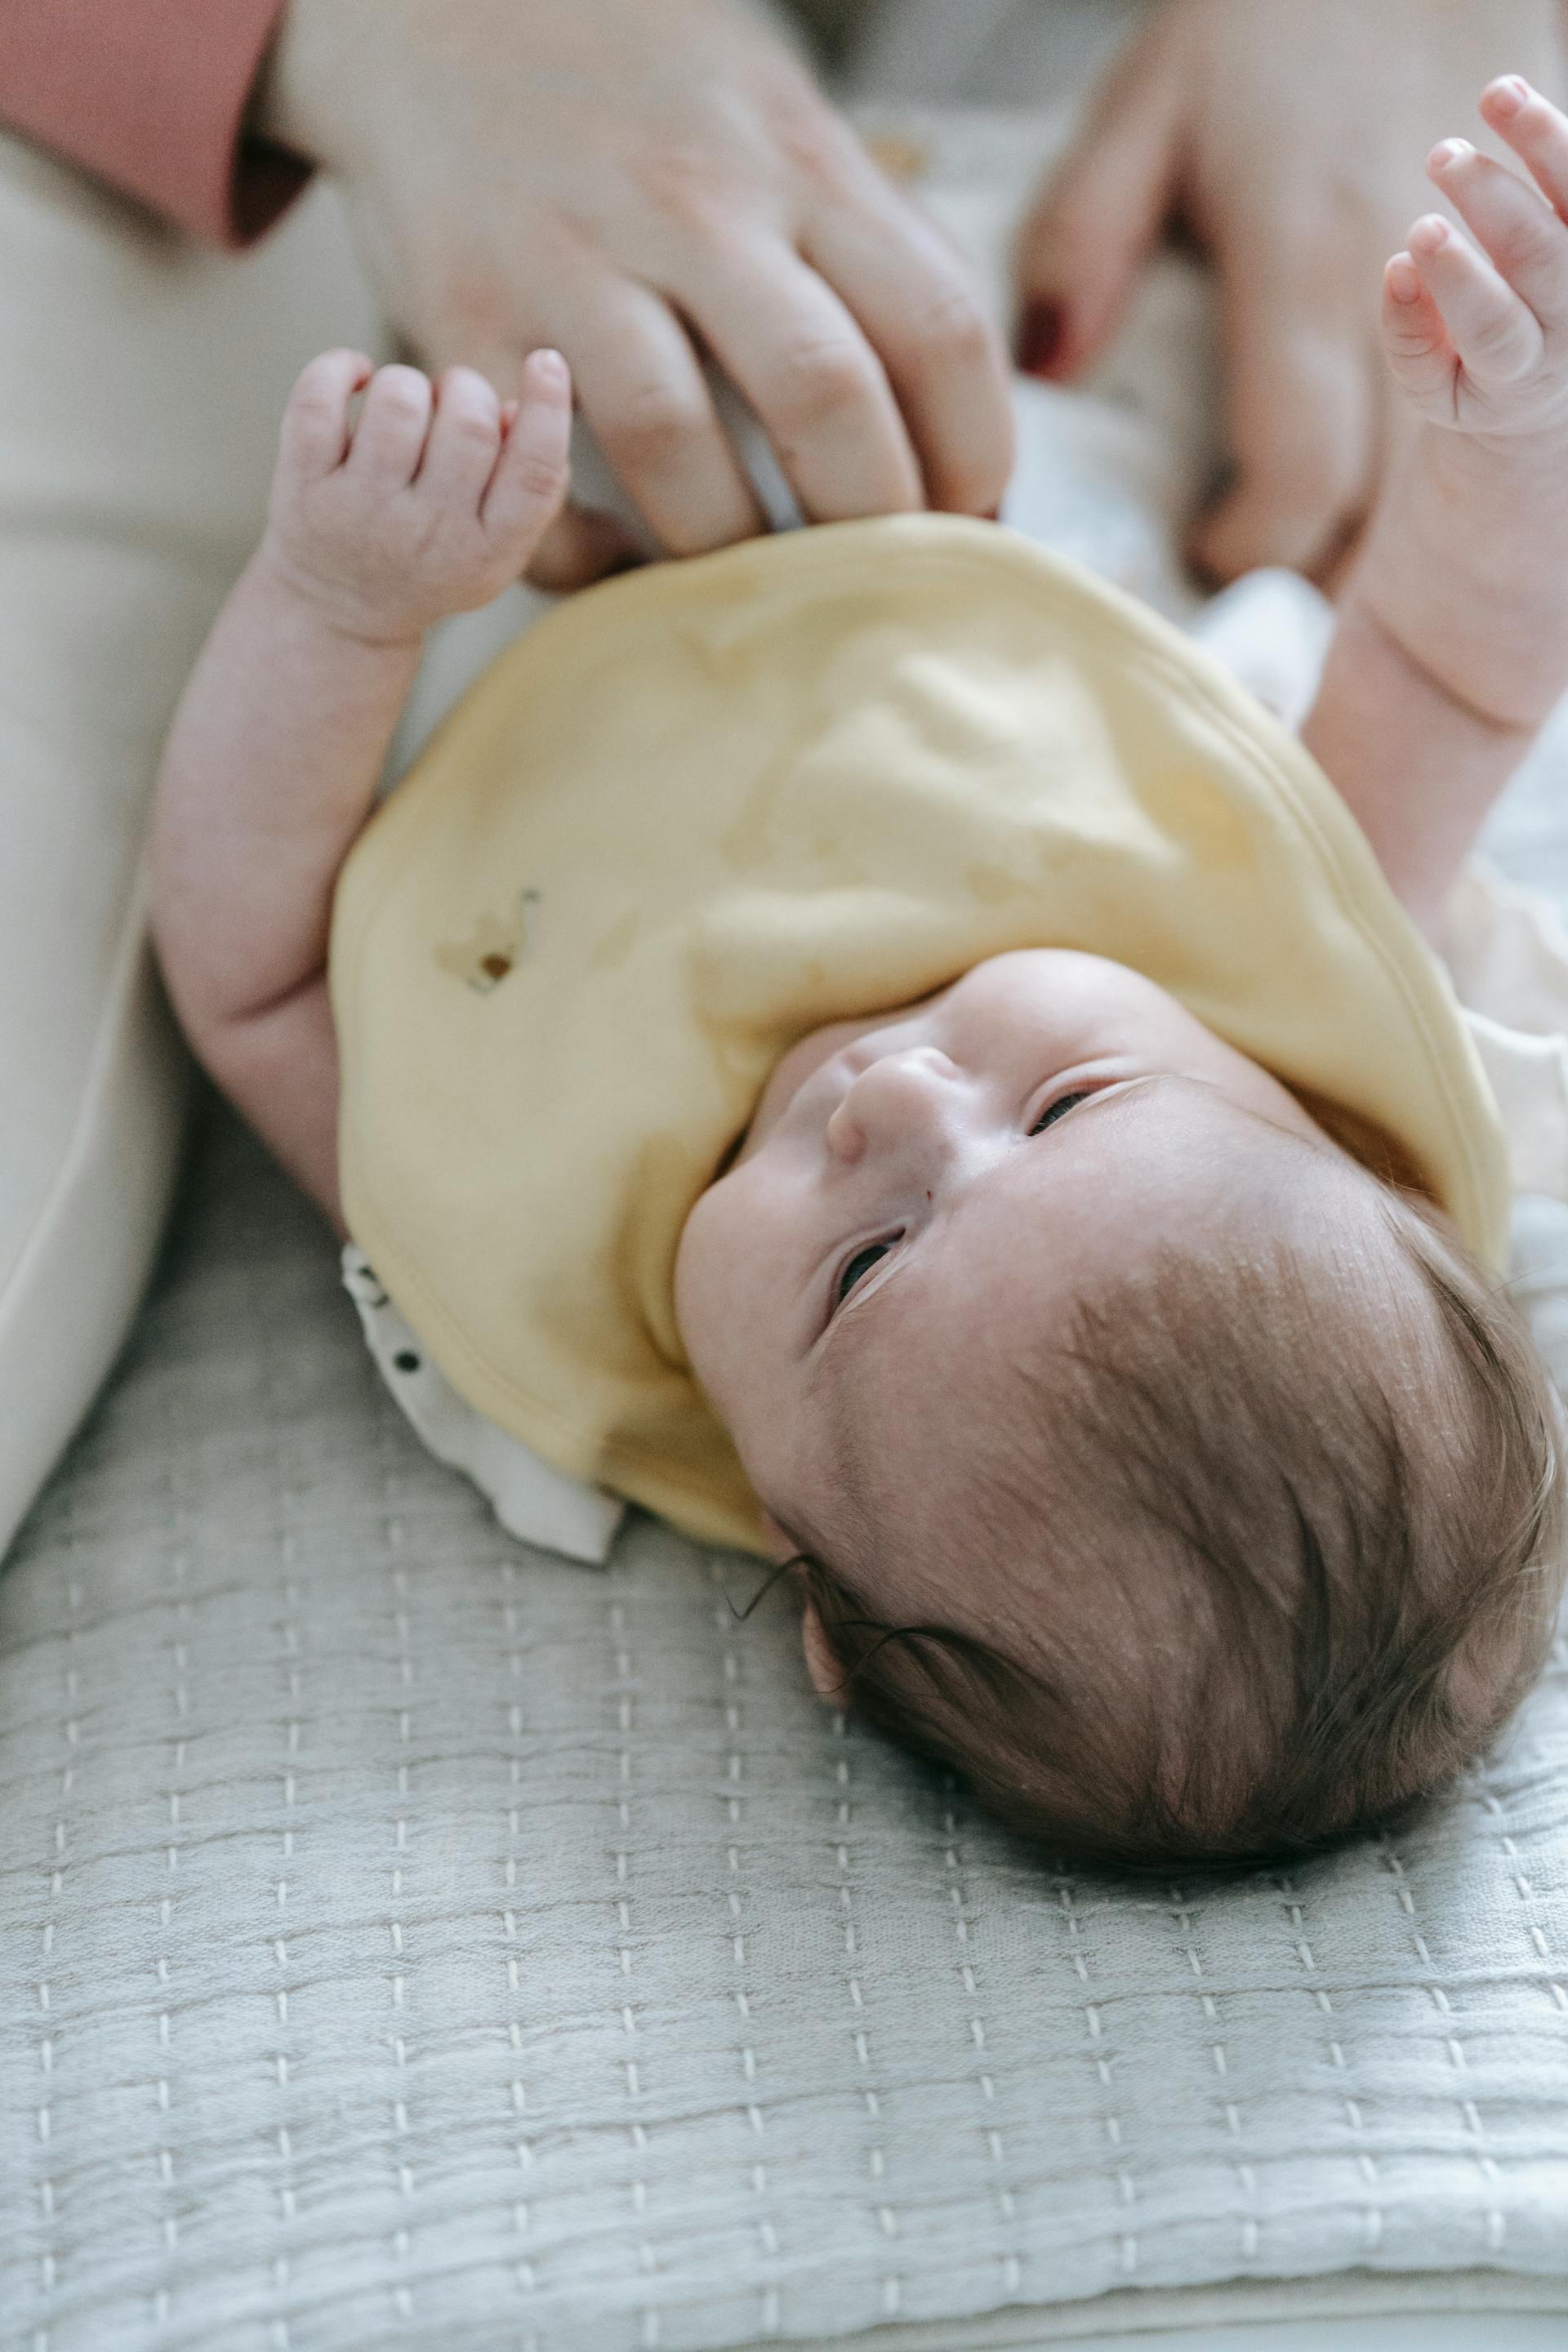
0;132;380;1558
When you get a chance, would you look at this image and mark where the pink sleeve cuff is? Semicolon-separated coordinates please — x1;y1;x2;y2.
0;0;312;245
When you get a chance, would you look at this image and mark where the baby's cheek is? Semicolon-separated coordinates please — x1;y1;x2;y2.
672;1179;750;1387
671;1192;719;1361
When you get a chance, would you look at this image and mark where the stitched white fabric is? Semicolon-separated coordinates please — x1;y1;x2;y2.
342;1244;626;1564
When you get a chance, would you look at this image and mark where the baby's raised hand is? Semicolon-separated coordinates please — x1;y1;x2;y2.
1302;76;1568;923
261;349;573;643
1383;78;1568;440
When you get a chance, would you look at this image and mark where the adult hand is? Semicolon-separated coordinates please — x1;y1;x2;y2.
260;0;1013;586
1014;0;1567;583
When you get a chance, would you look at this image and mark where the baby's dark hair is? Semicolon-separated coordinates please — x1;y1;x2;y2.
790;1187;1565;1872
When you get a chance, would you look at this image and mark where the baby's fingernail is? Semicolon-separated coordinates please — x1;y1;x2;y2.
1488;75;1530;115
1430;138;1473;172
1387;255;1422;304
531;347;569;386
1016;298;1067;377
1411;212;1450;256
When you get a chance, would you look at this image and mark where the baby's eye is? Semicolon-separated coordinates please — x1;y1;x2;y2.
1029;1089;1092;1137
835;1239;897;1306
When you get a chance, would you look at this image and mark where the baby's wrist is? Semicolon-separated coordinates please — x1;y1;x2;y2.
251;533;430;659
1357;422;1568;737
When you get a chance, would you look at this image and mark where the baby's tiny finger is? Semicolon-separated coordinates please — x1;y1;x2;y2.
1428;137;1568;332
347;363;435;486
482;349;573;550
1408;212;1544;383
417;366;503;509
1481;78;1568;227
1381;252;1458;414
279;348;374;479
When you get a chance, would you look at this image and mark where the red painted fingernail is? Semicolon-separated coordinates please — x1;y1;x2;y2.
982;507;1002;523
1016;298;1067;378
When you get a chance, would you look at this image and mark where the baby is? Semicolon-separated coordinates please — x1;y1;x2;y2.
153;79;1568;1870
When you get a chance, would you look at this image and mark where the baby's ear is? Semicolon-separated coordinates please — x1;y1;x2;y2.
800;1600;844;1702
759;1520;843;1704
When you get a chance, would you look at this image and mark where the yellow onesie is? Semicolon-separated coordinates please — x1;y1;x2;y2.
329;515;1509;1554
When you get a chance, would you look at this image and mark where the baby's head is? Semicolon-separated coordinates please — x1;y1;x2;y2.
675;951;1566;1869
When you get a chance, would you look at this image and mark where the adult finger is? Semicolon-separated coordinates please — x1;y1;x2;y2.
1189;266;1376;584
524;501;644;593
1012;25;1183;382
802;176;1013;516
562;279;766;555
684;235;924;523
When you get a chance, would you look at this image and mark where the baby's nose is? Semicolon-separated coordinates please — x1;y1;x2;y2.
826;1048;960;1165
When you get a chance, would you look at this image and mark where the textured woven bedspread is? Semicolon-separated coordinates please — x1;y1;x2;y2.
2;1094;1566;2352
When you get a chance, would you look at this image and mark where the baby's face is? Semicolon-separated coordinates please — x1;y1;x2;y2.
675;950;1340;1579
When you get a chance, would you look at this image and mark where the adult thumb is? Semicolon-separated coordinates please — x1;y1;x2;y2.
1187;287;1374;586
1013;31;1182;383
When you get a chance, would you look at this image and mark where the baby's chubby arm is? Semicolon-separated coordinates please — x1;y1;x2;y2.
150;348;572;1222
1303;78;1568;938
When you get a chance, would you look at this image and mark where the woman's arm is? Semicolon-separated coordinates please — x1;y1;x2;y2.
151;345;572;1223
